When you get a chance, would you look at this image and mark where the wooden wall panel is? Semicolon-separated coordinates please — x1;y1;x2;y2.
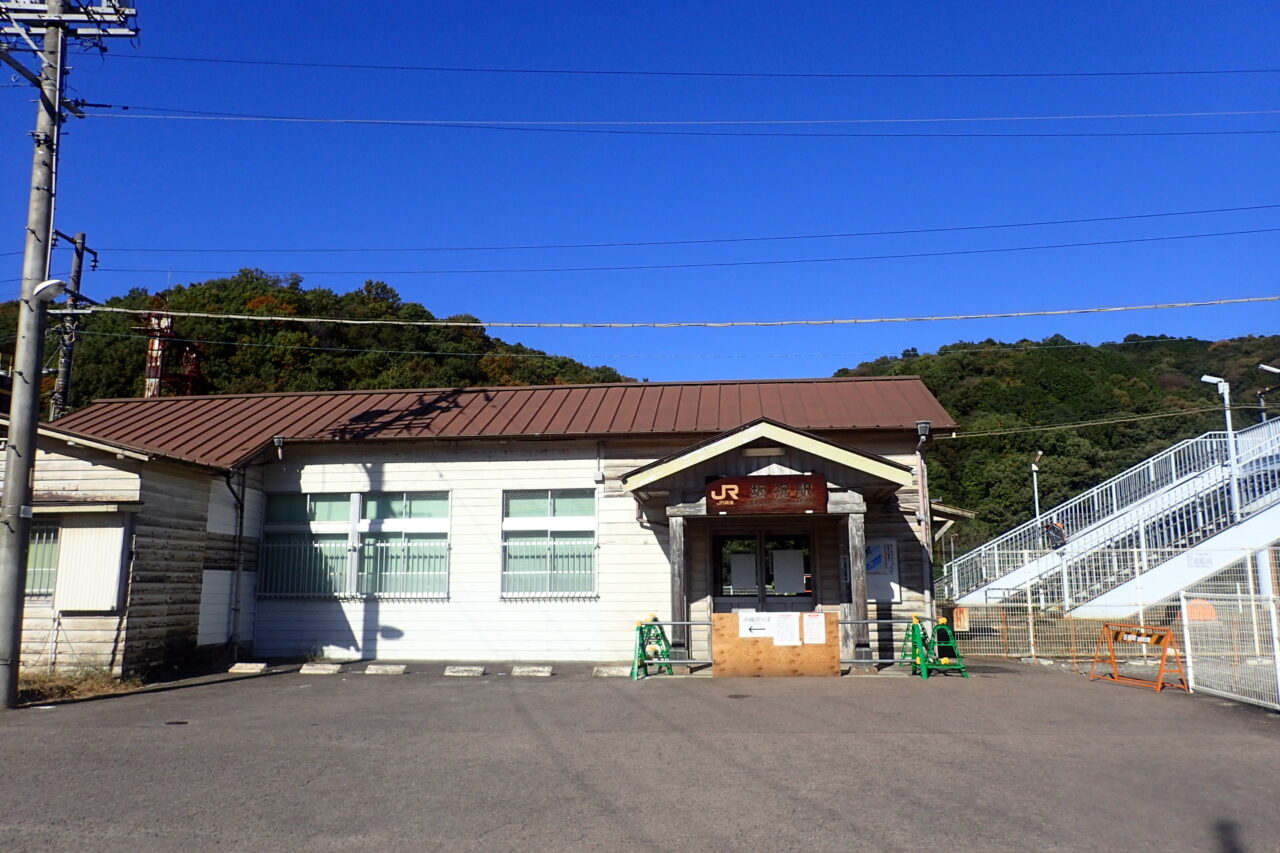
711;612;840;677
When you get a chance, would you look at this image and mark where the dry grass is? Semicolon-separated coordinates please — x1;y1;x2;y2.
18;668;142;704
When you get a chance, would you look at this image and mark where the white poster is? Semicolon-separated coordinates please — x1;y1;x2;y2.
773;612;801;646
865;540;900;603
739;612;774;638
802;612;827;644
772;550;806;594
730;554;757;591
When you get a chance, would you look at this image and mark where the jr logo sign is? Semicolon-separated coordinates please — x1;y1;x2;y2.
705;475;827;515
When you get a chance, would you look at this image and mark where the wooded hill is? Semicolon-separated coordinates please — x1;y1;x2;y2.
6;271;1277;555
10;270;626;403
836;333;1280;552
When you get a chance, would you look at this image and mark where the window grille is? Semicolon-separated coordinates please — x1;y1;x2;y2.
358;533;449;598
25;522;58;597
501;488;597;598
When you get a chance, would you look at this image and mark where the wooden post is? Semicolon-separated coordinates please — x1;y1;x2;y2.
669;515;688;655
839;507;869;664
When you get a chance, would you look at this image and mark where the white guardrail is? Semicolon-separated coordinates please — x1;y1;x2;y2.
942;417;1280;601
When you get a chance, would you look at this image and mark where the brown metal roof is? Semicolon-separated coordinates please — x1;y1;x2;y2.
50;377;956;471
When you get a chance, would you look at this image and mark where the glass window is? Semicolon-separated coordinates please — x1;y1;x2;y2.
358;532;448;597
501;530;596;596
504;491;550;518
309;494;350;523
258;532;349;597
552;489;595;518
364;491;449;520
266;494;307;523
25;522;59;596
504;489;595;519
266;493;349;523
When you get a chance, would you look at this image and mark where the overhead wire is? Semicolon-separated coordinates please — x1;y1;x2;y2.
85;53;1280;79
98;104;1280;125
94;226;1280;276
941;406;1248;439
58;294;1280;329
69;329;1219;362
96;202;1280;254
88;110;1280;139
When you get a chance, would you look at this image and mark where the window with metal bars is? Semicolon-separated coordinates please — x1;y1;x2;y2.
25;522;59;597
501;489;597;598
258;491;450;599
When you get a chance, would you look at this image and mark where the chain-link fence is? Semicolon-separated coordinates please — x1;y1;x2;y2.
1179;592;1279;711
945;593;1280;711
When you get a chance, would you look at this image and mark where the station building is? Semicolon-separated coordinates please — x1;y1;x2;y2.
14;377;960;671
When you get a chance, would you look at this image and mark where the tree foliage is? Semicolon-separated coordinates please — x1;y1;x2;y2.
835;334;1280;552
4;271;626;405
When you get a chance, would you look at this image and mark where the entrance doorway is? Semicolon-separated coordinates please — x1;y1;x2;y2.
712;532;813;613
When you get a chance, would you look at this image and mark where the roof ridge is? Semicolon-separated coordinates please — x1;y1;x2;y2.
78;375;923;405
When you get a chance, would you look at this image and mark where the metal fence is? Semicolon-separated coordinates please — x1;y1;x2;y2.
950;592;1280;712
500;535;596;598
1179;592;1280;711
259;538;451;599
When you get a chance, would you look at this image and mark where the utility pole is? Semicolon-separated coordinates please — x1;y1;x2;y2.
0;2;138;709
49;230;93;421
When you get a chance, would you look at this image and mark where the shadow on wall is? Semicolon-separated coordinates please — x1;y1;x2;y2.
294;598;404;661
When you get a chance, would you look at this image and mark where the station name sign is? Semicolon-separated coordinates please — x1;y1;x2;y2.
706;475;827;515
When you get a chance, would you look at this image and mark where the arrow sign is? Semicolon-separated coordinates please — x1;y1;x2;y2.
738;612;775;639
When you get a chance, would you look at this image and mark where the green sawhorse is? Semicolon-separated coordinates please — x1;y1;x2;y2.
631;615;674;680
898;616;969;679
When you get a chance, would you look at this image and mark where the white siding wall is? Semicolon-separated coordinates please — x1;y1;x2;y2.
198;570;258;646
253;443;671;661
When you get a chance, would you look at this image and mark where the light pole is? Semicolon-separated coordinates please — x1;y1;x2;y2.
1202;375;1240;523
1259;364;1280;424
1031;450;1044;524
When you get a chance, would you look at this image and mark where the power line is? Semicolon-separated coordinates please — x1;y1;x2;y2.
95;226;1280;276
90;54;1280;79
97;202;1280;254
943;406;1244;439
103;104;1280;125
70;329;1222;362
61;294;1280;329
89;111;1280;139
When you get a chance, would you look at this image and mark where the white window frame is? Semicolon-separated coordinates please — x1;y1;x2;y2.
500;487;599;600
260;490;451;600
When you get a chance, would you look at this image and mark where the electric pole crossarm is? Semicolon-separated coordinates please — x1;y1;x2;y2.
0;47;85;116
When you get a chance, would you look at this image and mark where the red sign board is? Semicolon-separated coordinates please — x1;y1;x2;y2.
706;475;828;515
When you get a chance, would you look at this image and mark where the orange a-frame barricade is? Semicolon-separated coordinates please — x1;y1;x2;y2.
1088;623;1188;693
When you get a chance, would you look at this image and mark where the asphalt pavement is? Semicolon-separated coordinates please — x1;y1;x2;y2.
1;660;1277;852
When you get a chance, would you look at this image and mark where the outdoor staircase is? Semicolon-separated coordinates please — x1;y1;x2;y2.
941;417;1280;610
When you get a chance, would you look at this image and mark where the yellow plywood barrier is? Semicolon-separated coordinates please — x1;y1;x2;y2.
711;612;841;677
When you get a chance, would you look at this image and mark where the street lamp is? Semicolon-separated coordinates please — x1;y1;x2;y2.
1259;364;1280;424
1031;450;1044;523
1201;375;1240;522
0;279;70;708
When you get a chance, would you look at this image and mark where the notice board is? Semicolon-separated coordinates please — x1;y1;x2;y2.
711;612;841;677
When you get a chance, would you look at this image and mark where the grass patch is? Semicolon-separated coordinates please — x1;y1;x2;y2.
18;668;142;704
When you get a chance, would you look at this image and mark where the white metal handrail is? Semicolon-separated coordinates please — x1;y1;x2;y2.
942;416;1280;599
1020;431;1280;609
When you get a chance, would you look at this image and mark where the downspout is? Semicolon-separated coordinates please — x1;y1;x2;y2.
224;466;247;662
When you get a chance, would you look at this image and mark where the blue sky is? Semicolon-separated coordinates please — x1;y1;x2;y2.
3;1;1279;381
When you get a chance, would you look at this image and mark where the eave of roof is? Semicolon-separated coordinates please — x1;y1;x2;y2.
51;376;957;471
621;418;914;492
